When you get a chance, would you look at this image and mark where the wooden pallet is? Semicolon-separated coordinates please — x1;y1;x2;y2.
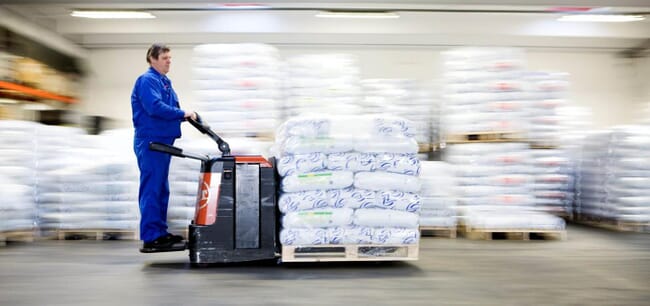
574;217;649;233
549;211;574;221
418;143;432;153
529;143;559;149
462;228;567;241
56;229;138;241
419;226;457;238
0;230;35;246
281;244;419;262
445;131;524;144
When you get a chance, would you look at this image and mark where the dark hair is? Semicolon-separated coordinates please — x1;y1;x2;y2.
146;43;170;63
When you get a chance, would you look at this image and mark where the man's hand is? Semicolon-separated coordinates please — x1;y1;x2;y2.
184;111;197;121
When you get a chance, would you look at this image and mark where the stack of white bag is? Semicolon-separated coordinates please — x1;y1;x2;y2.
526;90;587;219
276;114;421;245
91;129;140;230
36;128;140;231
528;105;591;218
0;120;38;232
557;106;593;149
441;47;529;135
34;126;102;230
360;79;432;146
577;126;650;227
284;54;363;117
418;161;457;228
531;149;576;217
524;71;570;145
192;43;282;137
445;143;535;213
444;143;565;229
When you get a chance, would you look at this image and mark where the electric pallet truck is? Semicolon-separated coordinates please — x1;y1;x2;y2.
148;114;279;264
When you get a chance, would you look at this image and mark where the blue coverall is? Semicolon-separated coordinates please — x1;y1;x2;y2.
131;67;185;242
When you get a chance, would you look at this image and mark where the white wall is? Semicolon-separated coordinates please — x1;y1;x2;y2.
526;50;648;128
640;56;650;121
79;45;648;130
80;48;194;126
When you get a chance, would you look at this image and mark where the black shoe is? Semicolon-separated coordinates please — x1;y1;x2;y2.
167;233;184;243
139;234;187;253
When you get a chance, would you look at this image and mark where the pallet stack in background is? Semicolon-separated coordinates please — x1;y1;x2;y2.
439;47;567;240
525;71;576;219
0;121;38;243
275;115;421;261
191;43;282;138
0;122;141;243
418;161;458;238
440;47;529;137
284;54;362;117
32;125;91;232
360;79;433;159
35;127;140;239
576;126;650;232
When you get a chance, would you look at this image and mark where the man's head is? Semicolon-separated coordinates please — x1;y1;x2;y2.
146;43;171;75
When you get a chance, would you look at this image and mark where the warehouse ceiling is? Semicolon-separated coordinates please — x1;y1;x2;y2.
0;0;648;55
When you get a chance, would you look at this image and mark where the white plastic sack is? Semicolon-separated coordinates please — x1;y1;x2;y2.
279;189;333;213
281;136;354;155
354;137;419;154
281;171;353;193
277;153;328;176
362;191;421;213
353;209;419;228
354;171;421;193
282;208;354;228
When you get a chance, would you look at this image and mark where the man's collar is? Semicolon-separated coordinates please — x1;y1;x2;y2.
148;66;166;78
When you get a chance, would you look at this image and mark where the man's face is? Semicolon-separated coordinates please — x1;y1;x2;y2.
150;51;171;75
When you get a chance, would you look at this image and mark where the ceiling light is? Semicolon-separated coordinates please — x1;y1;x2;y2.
71;10;156;19
558;14;644;22
218;3;270;10
316;11;399;19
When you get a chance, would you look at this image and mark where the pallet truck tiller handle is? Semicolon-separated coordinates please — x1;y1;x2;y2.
148;112;230;159
187;112;231;156
148;142;209;162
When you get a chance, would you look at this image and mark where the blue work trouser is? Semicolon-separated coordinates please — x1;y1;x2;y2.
134;136;175;242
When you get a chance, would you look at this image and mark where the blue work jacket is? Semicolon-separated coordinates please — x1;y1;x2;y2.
131;67;185;138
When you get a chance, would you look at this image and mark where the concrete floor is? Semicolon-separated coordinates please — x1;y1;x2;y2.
0;224;648;306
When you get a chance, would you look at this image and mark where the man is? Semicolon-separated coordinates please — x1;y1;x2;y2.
131;43;196;253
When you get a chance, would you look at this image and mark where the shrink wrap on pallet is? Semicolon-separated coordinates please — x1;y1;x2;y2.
279;226;420;245
576;126;650;229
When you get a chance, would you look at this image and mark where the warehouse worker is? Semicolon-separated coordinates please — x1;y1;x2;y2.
131;43;197;253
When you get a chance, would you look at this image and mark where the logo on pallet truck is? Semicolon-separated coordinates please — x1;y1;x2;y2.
195;172;221;225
